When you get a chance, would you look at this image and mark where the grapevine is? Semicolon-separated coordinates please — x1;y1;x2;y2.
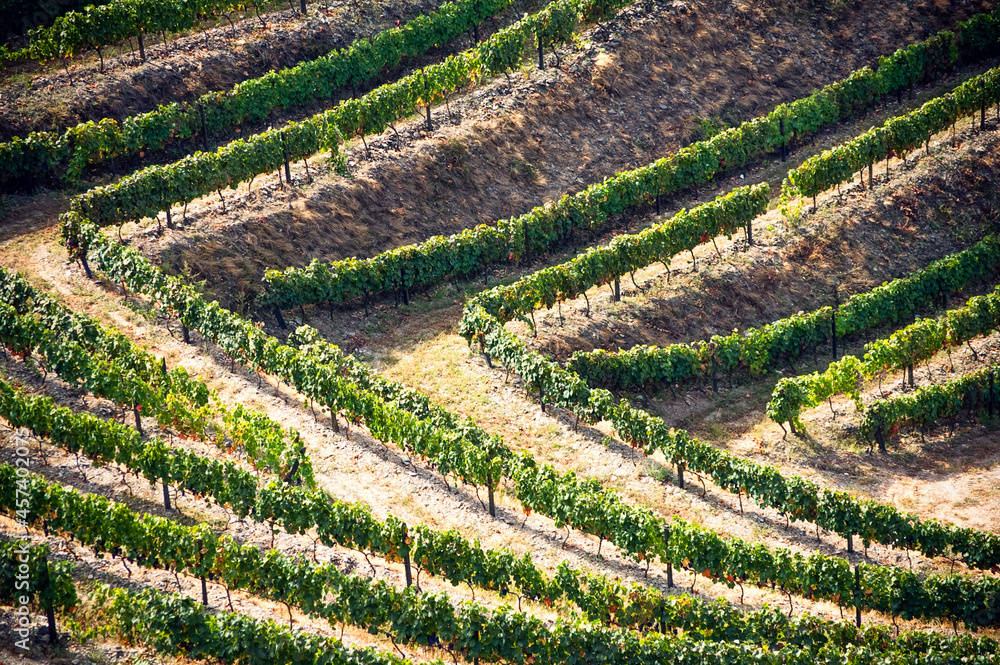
6;464;1000;656
767;286;1000;436
785;67;1000;202
259;13;998;312
72;217;1000;617
860;364;1000;447
57;8;1000;255
569;236;1000;391
0;0;518;186
0;266;313;480
455;211;1000;571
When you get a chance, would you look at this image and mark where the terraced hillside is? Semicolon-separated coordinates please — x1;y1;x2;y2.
2;1;1000;665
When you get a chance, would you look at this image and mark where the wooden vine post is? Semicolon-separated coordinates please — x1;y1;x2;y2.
663;524;673;588
990;370;996;418
79;250;93;279
400;266;409;305
711;353;718;393
282;134;292;185
981;80;987;131
486;469;496;517
423;73;433;131
854;564;862;628
831;309;837;359
197;538;209;606
273;305;288;329
522;219;531;264
403;531;413;587
39;556;58;645
831;286;839;360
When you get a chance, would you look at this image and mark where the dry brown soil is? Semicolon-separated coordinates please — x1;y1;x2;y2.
529;123;1000;359
138;0;994;310
2;0;1000;661
0;0;446;140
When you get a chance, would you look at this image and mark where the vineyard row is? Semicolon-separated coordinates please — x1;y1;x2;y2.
59;8;1000;256
5;466;1000;659
456;192;1000;571
861;363;1000;445
259;10;1000;312
57;0;628;250
5;0;295;68
784;67;1000;204
767;286;1000;443
0;0;515;185
0;267;313;483
568;237;1000;391
66;202;1000;625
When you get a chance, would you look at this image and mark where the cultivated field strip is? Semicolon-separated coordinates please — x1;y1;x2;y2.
5;475;1000;663
57;8;1000;253
259;11;1000;313
784;68;1000;206
0;266;315;481
455;90;1000;573
0;0;518;186
767;286;1000;438
859;363;1000;446
3;0;303;68
567;237;1000;394
56;0;636;246
63;200;1000;631
0;533;414;665
6;0;1000;658
2;261;901;636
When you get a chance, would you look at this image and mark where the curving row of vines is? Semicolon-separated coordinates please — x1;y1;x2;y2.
259;11;1000;312
569;236;1000;391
